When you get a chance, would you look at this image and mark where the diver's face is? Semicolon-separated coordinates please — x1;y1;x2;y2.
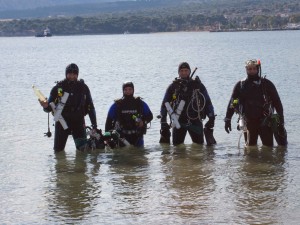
246;65;258;76
66;72;78;81
179;68;190;79
123;86;134;96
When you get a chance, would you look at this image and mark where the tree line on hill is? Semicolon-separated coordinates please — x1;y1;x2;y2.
0;1;300;36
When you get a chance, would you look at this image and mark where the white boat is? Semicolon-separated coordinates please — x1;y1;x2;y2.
35;27;52;37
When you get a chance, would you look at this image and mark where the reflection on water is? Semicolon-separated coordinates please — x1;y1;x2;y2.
46;151;101;224
228;146;288;224
161;145;216;221
42;143;291;224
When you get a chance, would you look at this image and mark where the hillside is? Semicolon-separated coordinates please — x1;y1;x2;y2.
0;0;299;36
1;0;299;20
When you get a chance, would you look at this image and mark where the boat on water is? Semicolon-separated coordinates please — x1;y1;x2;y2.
35;27;52;37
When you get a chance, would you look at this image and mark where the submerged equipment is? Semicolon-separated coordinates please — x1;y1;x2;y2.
103;130;130;149
86;126;105;150
85;127;131;150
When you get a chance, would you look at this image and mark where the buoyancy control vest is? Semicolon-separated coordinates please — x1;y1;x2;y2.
54;79;87;117
171;76;206;121
115;96;143;130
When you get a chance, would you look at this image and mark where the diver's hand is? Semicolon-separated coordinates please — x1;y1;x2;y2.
224;118;232;134
137;120;144;128
38;98;48;108
205;116;215;129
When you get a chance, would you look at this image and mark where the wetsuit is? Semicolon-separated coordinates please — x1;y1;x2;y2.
105;96;153;147
160;76;215;145
225;75;284;146
45;79;97;151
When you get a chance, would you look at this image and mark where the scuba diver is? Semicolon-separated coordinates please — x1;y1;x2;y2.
159;62;216;145
39;63;98;152
224;59;287;147
105;81;153;147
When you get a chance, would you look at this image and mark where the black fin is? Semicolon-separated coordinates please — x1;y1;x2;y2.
274;127;288;146
204;128;217;146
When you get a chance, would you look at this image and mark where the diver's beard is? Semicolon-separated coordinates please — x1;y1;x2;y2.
123;94;134;99
67;79;77;85
247;74;260;81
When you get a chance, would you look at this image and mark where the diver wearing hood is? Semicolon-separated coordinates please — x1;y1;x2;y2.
105;81;153;147
39;63;98;152
224;59;287;147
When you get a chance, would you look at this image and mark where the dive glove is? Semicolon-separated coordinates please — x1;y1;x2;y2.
224;118;232;134
205;116;215;129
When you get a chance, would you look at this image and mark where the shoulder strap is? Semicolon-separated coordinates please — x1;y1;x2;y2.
240;78;246;90
260;77;270;103
114;98;123;120
114;98;123;105
55;79;65;87
135;97;144;115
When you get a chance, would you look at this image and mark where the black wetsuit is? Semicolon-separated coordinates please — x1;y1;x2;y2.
160;76;215;145
45;79;97;151
225;75;284;146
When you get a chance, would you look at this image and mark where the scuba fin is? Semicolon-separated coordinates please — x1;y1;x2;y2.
204;127;216;146
274;126;288;146
159;129;171;144
159;136;170;144
269;114;288;146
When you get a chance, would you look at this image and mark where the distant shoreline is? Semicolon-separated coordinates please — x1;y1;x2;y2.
209;27;300;32
1;28;300;37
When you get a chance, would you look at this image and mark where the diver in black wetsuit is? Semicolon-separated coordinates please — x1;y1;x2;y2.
224;59;287;147
160;62;215;145
39;63;97;152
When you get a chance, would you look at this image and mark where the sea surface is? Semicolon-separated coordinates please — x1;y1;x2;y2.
0;31;300;224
